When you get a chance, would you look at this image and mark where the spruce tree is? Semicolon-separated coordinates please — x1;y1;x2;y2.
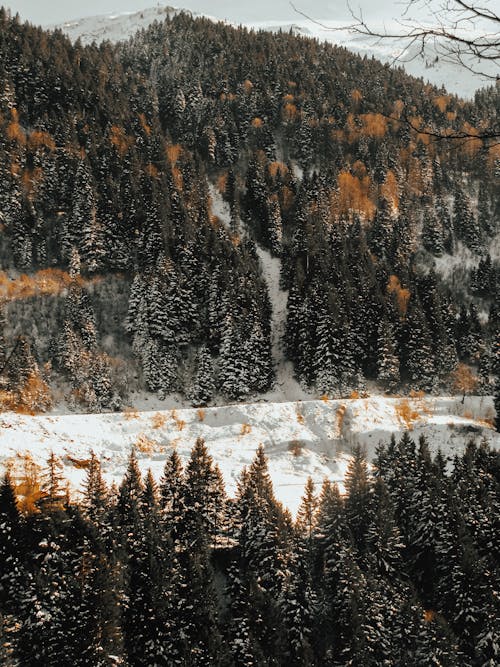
376;318;400;392
453;184;481;252
344;445;372;556
189;345;215;406
0;472;22;614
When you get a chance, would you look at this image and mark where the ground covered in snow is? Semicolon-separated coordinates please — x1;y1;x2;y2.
1;395;498;514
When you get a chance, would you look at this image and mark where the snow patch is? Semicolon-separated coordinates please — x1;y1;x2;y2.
1;395;497;515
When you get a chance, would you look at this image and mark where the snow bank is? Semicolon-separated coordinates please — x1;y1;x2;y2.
1;395;497;514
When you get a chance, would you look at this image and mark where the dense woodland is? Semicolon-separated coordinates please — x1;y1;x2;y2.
0;434;498;665
0;9;499;667
0;8;499;412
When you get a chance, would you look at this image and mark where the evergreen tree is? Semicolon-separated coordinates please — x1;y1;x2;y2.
189;345;215;406
405;300;437;392
0;472;22;614
181;437;226;549
296;476;318;545
344;445;372;555
495;377;500;432
376;317;400;391
453;184;481;252
422;205;445;255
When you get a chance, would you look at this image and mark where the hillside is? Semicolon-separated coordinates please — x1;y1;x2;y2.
1;395;498;513
1;7;499;415
52;4;496;97
0;5;499;665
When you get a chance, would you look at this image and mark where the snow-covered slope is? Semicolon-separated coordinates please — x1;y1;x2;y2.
246;19;495;99
1;396;497;514
52;4;493;97
51;6;179;44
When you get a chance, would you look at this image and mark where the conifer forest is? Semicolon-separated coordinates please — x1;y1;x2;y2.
0;435;499;666
0;3;499;665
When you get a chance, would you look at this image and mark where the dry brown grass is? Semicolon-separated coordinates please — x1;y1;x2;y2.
109;125;134;156
296;410;305;425
349;390;360;399
240;423;252;436
395;399;420;430
123;406;140;421
170;410;186;431
409;389;425;399
197;408;206;422
336;404;347;433
135;433;159;455
151;412;167;429
166;143;182;164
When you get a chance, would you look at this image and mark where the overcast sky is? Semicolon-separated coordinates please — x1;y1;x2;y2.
4;1;399;26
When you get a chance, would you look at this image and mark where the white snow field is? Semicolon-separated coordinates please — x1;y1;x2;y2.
1;395;498;514
51;3;496;98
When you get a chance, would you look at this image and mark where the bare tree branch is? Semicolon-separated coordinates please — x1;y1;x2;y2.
290;1;500;67
291;0;500;140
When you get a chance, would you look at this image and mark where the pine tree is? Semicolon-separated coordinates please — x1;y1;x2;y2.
0;472;22;613
495;377;500;432
235;477;287;661
159;449;184;537
366;477;405;580
453;184;481;252
226;565;262;666
279;563;315;666
169;444;225;666
370;197;393;259
123;468;184;667
7;335;38;389
267;195;283;256
405;300;437;392
422;205;445;255
16;508;101;666
83;451;109;523
344;445;372;555
70;160;106;271
81;459;124;662
116;449;144;531
39;451;66;512
296;476;318;545
189;345;215;406
413;612;465;667
219;315;251;400
376;317;400;391
181;437;226;549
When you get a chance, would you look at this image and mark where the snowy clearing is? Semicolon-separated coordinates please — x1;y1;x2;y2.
1;395;498;514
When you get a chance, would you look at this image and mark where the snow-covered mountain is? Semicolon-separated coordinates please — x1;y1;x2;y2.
52;6;181;45
51;3;494;98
